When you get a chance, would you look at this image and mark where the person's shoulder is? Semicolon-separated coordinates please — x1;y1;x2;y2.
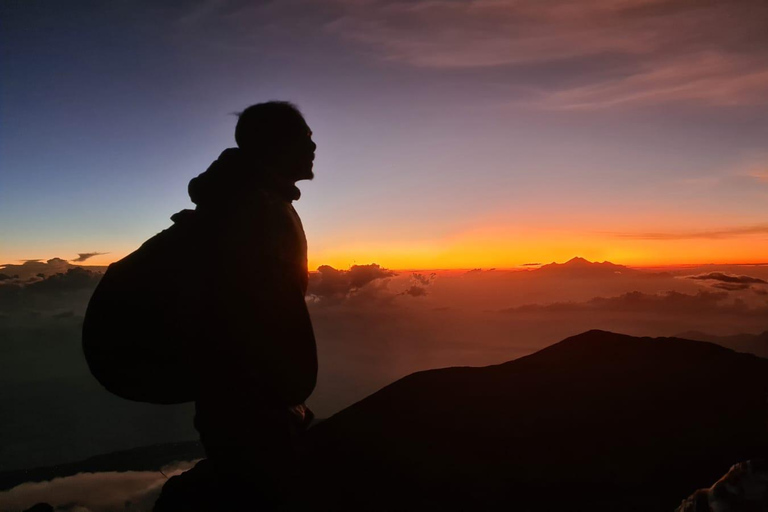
170;209;197;225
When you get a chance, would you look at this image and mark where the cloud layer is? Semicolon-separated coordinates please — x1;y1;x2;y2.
0;267;103;315
0;461;197;512
610;224;768;241
308;264;397;302
503;290;766;317
687;272;768;292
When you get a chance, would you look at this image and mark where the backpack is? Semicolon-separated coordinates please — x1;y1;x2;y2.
82;212;203;404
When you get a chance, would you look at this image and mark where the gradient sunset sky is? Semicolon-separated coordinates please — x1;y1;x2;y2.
2;0;767;269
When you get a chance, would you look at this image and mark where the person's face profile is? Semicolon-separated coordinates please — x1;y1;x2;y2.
275;120;316;183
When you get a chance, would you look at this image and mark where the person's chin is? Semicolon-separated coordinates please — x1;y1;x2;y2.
294;172;313;182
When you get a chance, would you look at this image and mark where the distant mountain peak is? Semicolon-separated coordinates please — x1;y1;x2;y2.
564;256;593;266
538;257;628;273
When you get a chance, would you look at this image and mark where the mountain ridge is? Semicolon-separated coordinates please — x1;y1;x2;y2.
303;329;768;511
5;330;768;511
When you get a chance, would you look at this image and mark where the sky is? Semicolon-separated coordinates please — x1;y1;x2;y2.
2;0;768;269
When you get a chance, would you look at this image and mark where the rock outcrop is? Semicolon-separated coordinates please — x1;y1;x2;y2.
676;459;768;511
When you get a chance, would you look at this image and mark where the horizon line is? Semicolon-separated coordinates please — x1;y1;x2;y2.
4;257;768;274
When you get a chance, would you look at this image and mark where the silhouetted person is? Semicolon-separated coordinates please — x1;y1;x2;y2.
154;101;318;511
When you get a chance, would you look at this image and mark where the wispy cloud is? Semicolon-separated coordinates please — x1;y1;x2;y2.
501;290;767;316
687;272;767;285
746;164;768;184
324;0;768;108
686;272;768;292
72;252;108;263
538;53;768;110
328;0;661;68
165;0;768;108
609;224;768;241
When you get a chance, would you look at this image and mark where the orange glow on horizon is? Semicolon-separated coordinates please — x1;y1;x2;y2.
307;231;768;271
7;228;766;272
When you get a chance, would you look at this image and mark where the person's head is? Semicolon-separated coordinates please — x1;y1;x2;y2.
235;101;316;183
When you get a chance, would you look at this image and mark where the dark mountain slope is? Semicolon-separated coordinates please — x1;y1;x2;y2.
678;330;768;359
305;330;768;511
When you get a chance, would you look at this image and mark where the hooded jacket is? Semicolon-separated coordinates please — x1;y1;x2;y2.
179;148;317;407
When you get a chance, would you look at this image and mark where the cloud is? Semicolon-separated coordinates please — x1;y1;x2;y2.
327;0;657;68
711;282;751;291
0;268;103;315
750;170;768;183
733;157;768;186
164;0;768;108
342;277;399;307
411;273;436;286
52;310;76;319
26;268;103;294
306;265;438;304
0;461;197;512
348;264;397;288
688;272;768;285
1;258;94;281
72;252;108;263
608;224;768;240
323;0;768;108
308;264;397;301
401;285;428;297
502;290;765;317
537;53;768;110
397;273;437;298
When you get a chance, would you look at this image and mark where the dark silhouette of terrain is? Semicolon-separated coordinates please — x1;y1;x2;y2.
7;331;767;511
678;330;768;359
303;330;768;511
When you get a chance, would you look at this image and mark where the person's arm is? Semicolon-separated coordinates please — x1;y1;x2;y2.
214;197;318;406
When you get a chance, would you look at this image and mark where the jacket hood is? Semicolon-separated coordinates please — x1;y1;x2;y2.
188;148;300;209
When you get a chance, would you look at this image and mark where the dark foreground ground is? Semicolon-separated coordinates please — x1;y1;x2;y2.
5;330;768;511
